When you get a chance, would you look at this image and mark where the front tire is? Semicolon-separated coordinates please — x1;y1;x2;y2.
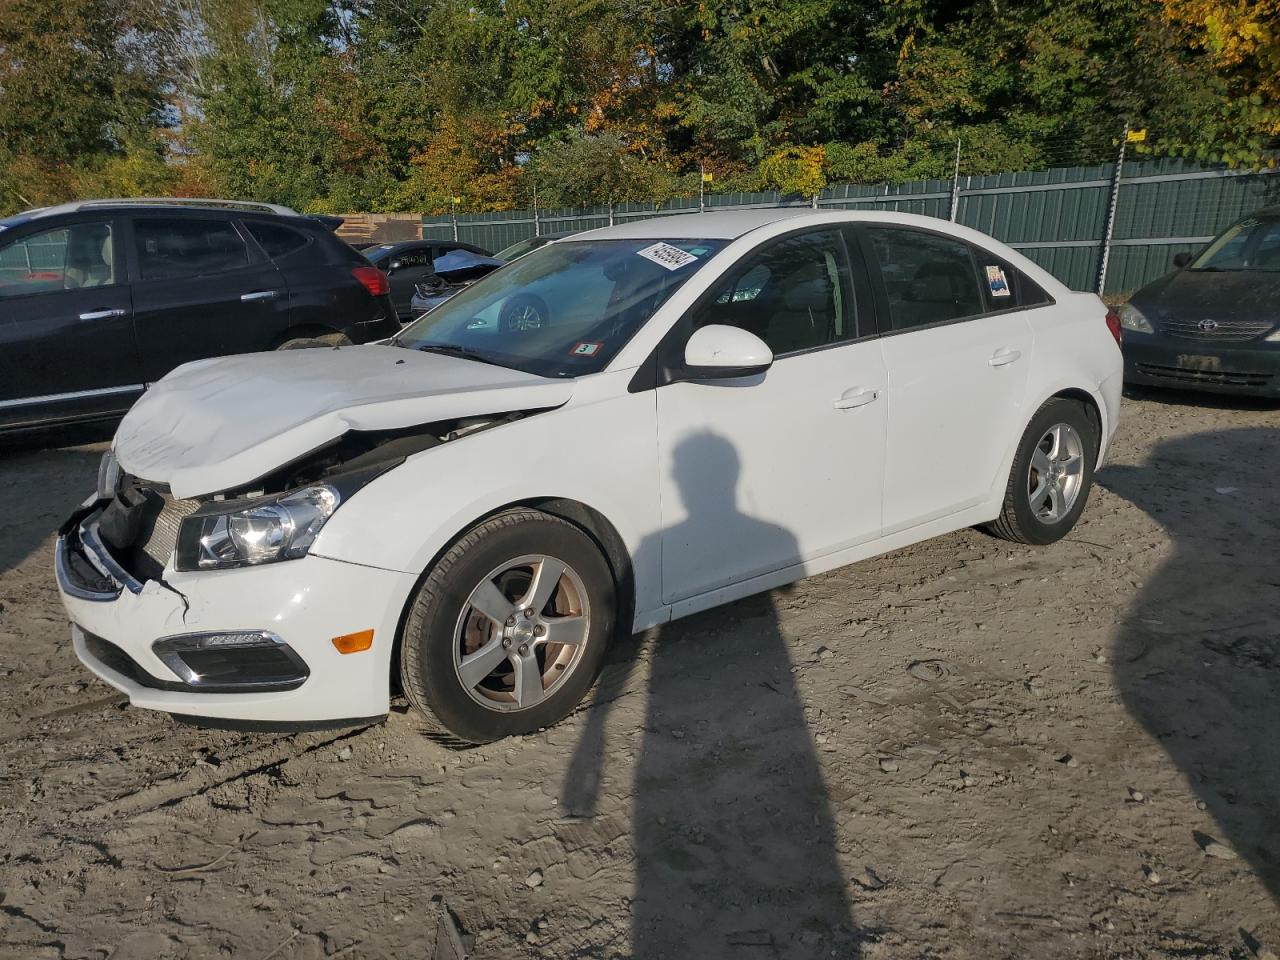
985;398;1098;545
400;509;614;743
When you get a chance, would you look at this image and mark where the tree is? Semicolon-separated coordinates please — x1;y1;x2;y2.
0;0;174;212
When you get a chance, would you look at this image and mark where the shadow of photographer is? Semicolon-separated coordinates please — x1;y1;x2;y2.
563;432;859;957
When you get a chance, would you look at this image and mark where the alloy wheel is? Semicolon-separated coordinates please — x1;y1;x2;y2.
451;554;590;712
1027;422;1085;523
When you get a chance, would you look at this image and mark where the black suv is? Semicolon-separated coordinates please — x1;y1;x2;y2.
0;199;399;434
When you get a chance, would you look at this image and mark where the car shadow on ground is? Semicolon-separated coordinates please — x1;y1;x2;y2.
1100;426;1280;900
1123;383;1280;413
561;433;861;958
0;431;106;574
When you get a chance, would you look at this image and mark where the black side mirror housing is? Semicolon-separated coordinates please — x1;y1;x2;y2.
1172;252;1192;268
388;260;403;273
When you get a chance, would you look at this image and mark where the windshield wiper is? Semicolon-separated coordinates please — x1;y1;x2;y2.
415;343;502;365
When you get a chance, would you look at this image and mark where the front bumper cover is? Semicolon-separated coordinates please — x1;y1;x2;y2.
55;502;419;724
1122;332;1280;396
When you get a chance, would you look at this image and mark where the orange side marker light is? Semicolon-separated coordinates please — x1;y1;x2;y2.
332;629;375;654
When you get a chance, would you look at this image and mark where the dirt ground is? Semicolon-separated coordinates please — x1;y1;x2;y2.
2;389;1279;960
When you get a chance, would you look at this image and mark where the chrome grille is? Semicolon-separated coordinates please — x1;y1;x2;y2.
110;487;201;581
138;494;201;571
1160;317;1276;342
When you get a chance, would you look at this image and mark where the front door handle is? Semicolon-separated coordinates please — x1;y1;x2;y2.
79;308;127;321
989;348;1022;367
833;388;880;410
241;290;279;302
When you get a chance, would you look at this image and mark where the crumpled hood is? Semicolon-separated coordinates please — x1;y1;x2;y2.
114;345;575;498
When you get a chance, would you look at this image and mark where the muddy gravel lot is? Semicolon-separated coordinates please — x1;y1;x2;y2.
2;390;1279;960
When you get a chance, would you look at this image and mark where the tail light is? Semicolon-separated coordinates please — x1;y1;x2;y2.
1104;308;1122;347
352;266;390;297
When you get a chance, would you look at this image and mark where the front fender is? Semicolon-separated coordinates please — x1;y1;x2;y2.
310;376;663;622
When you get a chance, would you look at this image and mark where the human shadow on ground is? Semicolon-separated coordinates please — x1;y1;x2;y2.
563;432;860;958
1101;427;1280;900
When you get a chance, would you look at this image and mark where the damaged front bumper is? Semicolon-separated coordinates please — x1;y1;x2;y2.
1123;332;1280;397
55;500;419;726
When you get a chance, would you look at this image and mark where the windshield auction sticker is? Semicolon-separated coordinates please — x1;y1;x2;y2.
985;265;1011;297
569;341;603;357
637;242;699;271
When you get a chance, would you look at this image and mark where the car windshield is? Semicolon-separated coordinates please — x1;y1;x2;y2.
494;236;549;261
393;238;727;377
1191;216;1280;272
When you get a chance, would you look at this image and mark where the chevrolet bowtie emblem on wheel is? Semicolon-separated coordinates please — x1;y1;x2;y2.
1198;318;1219;332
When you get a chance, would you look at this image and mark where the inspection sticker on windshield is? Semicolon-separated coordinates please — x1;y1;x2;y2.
569;341;603;357
985;265;1011;297
637;242;699;271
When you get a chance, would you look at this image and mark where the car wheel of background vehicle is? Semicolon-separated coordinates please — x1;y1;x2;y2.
498;294;549;333
985;397;1098;545
400;508;615;743
276;332;351;350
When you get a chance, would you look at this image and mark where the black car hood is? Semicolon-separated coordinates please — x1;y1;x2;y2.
1132;269;1280;326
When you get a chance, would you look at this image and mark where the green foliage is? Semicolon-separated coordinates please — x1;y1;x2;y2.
0;0;1273;216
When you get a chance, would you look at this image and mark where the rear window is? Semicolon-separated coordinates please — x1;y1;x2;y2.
246;221;311;259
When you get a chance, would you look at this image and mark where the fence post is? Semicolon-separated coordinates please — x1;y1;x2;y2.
608;202;615;227
533;183;540;237
1097;123;1128;295
450;196;459;242
948;139;962;222
699;164;705;214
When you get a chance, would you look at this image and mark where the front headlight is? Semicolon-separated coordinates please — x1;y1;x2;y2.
175;484;340;571
1117;302;1154;334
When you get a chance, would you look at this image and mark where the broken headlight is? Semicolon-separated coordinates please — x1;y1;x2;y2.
174;485;340;571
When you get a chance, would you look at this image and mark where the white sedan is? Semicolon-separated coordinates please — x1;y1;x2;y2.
56;209;1123;742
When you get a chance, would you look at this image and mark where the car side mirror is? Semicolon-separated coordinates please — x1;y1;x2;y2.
388;260;403;273
680;324;773;380
1172;252;1192;268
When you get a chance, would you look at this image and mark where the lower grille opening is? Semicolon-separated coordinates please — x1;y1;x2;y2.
82;631;187;692
1134;362;1272;388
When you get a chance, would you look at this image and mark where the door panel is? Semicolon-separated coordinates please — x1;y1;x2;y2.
127;215;290;381
656;343;887;603
655;228;886;604
861;225;1035;532
0;219;143;426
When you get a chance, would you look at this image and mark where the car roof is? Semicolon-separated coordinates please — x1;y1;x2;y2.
571;207;981;241
0;198;304;233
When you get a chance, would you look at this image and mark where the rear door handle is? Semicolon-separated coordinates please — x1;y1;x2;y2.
989;348;1022;367
833;388;880;410
79;308;127;321
241;290;279;302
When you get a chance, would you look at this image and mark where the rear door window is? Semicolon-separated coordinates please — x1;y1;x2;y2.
134;217;249;280
0;221;117;297
865;227;985;331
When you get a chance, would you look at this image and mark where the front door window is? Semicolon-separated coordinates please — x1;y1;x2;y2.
0;222;116;298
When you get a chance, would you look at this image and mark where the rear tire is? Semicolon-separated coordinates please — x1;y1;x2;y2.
400;509;614;743
985;398;1098;545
